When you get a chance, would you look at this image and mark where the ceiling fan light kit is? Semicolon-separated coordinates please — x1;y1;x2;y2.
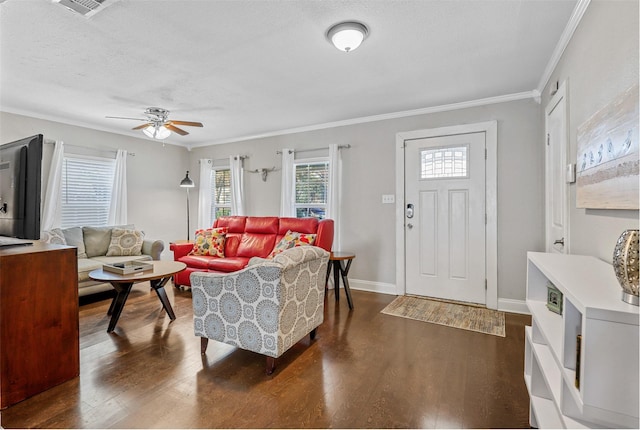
106;106;203;140
326;21;369;52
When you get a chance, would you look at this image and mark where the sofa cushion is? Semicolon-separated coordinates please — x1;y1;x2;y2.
106;228;144;256
83;225;134;258
207;256;250;272
215;216;247;233
268;230;316;258
83;226;114;257
278;217;318;235
62;227;87;258
245;217;278;234
190;227;227;257
40;228;67;245
77;258;104;283
237;233;276;258
178;255;214;270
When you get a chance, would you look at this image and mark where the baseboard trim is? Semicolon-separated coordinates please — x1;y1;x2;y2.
348;279;397;296
345;281;531;314
498;298;530;315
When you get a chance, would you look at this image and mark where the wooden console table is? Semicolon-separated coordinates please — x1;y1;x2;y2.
0;242;79;409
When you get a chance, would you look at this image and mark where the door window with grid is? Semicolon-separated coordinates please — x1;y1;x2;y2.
60;154;116;228
294;160;329;219
210;168;231;220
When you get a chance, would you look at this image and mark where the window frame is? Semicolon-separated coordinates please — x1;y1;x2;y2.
210;165;232;220
60;152;116;228
293;156;330;220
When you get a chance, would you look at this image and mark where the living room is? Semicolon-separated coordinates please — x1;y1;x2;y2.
0;0;638;428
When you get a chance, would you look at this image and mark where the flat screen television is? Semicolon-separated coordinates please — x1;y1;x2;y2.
0;134;43;240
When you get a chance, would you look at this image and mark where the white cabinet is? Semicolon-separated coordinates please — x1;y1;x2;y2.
525;252;639;428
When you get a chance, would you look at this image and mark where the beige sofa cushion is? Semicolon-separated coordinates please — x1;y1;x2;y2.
62;227;87;258
83;225;134;257
106;228;144;256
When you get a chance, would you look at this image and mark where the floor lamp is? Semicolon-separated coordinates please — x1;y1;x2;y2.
180;171;195;240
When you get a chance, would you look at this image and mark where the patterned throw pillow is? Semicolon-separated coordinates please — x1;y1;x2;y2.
189;227;227;257
268;230;316;258
40;228;67;245
106;228;145;256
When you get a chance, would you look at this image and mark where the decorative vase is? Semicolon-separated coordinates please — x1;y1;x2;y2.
613;229;639;306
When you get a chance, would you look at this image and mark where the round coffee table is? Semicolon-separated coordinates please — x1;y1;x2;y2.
89;261;186;333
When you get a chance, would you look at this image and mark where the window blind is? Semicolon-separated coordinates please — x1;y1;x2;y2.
60;154;115;228
210;168;231;220
295;161;328;219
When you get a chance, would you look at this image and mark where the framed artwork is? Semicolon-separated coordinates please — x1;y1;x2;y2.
576;83;639;209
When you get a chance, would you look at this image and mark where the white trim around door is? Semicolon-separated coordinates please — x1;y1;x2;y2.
395;121;498;310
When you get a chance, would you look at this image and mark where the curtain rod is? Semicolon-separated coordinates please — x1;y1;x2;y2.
199;155;249;164
45;141;135;156
276;144;351;155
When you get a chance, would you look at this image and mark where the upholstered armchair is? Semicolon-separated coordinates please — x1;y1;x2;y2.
190;246;330;374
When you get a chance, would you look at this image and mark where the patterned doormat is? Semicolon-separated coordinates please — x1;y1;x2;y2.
381;295;506;337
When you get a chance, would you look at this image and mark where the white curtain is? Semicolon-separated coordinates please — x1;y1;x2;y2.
327;144;342;250
230;155;245;215
107;149;128;225
197;159;213;229
279;148;295;217
41;140;65;231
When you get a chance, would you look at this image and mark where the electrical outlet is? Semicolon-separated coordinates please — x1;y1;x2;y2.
382;194;395;204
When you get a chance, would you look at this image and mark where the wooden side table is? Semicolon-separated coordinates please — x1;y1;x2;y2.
325;251;355;309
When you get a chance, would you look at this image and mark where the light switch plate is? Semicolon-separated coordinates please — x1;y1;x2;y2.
382;194;395;204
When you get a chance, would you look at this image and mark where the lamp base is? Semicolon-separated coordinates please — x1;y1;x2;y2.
622;291;639;306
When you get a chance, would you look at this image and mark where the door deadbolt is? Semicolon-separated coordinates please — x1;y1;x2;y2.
406;203;414;219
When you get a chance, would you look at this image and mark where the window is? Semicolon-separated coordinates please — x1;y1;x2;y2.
210;168;231;220
294;160;329;219
421;145;468;179
60;154;116;228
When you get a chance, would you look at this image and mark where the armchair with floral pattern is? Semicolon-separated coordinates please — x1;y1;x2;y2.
190;245;330;374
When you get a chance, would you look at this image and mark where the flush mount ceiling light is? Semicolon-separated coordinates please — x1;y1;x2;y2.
326;21;369;52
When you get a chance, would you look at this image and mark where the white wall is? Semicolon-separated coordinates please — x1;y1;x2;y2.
189;97;544;302
540;0;639;263
0;111;190;259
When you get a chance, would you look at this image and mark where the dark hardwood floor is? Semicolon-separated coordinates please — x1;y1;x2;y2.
1;284;531;429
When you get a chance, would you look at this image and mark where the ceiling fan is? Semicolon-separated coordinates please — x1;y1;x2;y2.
106;107;203;139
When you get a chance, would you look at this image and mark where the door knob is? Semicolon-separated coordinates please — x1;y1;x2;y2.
554;238;564;246
407;223;413;229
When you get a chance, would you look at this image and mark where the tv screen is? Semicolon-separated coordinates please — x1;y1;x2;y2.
0;134;43;240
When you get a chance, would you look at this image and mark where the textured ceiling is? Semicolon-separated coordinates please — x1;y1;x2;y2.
0;0;577;148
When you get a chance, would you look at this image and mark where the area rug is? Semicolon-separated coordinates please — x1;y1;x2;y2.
381;295;506;337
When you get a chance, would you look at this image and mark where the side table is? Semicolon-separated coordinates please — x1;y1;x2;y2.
325;251;355;309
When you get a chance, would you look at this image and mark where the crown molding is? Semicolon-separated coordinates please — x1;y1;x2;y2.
537;0;591;94
189;90;538;148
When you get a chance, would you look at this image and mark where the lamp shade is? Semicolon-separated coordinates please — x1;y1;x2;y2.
327;21;369;52
180;171;195;188
143;124;171;140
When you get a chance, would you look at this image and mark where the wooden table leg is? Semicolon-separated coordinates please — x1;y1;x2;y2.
333;260;341;302
150;276;176;321
107;282;133;333
340;259;354;310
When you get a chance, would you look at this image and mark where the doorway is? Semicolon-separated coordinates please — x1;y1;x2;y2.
395;121;498;309
545;81;569;254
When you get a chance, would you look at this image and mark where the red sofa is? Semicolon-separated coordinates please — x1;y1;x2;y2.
170;216;334;288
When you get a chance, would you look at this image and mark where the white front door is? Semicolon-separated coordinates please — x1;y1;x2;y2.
545;81;569;254
404;132;486;304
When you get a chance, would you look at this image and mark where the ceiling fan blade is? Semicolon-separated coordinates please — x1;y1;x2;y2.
168;120;203;127
106;116;148;121
132;123;152;130
165;124;189;136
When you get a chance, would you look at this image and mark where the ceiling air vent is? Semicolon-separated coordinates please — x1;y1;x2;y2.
53;0;112;17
